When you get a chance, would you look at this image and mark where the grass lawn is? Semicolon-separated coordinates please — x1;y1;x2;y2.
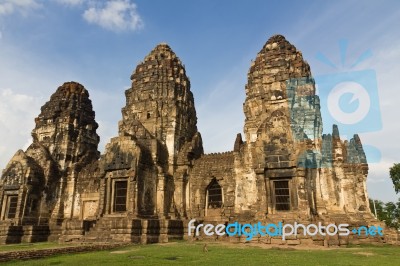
1;242;399;266
0;242;76;252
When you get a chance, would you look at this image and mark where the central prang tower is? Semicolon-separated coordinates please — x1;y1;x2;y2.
120;43;202;171
118;43;203;217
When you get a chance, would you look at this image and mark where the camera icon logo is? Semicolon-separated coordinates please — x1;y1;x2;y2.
315;69;382;136
290;40;382;167
316;40;382;164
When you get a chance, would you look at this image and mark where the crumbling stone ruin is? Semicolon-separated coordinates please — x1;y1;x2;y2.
0;35;397;245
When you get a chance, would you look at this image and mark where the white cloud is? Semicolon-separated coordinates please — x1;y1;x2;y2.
0;0;40;16
0;42;63;172
83;0;143;32
0;88;42;170
0;2;13;15
56;0;85;6
357;41;400;202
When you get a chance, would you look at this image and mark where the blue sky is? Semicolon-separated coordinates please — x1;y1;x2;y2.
0;0;399;202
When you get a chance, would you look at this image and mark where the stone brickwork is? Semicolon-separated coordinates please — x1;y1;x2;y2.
0;243;130;263
1;34;398;246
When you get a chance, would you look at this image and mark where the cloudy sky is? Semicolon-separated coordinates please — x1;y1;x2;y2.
0;0;399;202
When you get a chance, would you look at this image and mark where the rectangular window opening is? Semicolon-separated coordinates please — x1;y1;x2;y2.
274;180;290;211
7;196;18;219
113;181;127;212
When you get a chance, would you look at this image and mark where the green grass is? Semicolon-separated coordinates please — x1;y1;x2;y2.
1;242;400;266
0;242;73;252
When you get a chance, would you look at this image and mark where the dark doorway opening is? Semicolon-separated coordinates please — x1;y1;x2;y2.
7;196;18;219
114;181;128;212
274;180;290;211
207;179;222;208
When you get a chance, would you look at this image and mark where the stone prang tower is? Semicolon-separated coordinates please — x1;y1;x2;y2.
0;82;99;242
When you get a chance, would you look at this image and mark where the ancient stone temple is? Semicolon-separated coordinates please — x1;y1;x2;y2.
0;35;395;245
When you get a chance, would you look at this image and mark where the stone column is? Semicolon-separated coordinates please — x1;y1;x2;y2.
255;168;266;219
128;175;135;217
97;178;106;217
173;174;185;218
183;176;189;218
132;179;138;217
105;176;111;214
17;187;28;225
63;172;77;219
140;219;148;244
335;166;346;211
159;219;168;243
314;168;327;215
51;178;65;220
156;173;165;217
265;176;272;214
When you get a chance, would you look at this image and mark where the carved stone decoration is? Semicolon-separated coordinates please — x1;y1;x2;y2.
31;81;100;173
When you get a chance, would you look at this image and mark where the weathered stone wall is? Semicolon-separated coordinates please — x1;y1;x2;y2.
0;150;44;226
0;243;130;263
320;127;370;214
188;152;237;220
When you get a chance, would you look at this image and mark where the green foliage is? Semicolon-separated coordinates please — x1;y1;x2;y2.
389;163;400;194
368;163;400;229
369;198;400;230
2;242;400;266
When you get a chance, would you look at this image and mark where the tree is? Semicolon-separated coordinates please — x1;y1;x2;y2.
369;198;400;230
369;199;385;220
389;163;400;194
384;202;399;228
